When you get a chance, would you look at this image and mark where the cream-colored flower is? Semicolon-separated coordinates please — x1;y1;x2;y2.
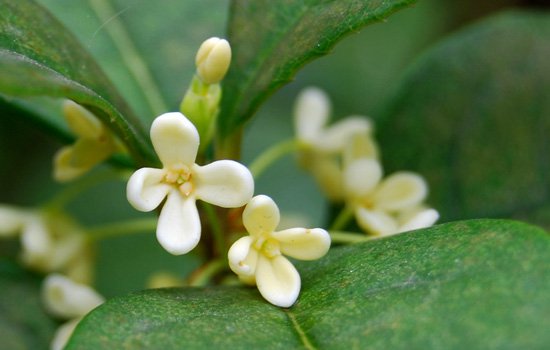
54;101;121;182
0;205;91;283
293;87;377;201
126;112;254;255
228;195;330;308
195;37;231;84
42;274;104;350
343;158;439;236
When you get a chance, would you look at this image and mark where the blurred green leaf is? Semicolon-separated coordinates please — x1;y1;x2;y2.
0;259;57;350
0;0;156;165
68;219;549;349
218;0;417;139
377;11;550;228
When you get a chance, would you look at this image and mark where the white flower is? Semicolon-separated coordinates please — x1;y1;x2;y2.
343;158;439;236
228;195;330;308
42;274;104;350
126;112;254;255
54;101;121;182
195;37;231;84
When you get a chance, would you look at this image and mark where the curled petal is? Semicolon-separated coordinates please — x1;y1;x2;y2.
20;216;52;265
355;207;398;236
193;160;254;208
315;116;372;153
243;195;280;237
228;236;258;277
398;208;439;233
0;205;27;237
51;318;81;350
343;158;382;199
63;101;102;139
373;172;427;212
42;274;104;319
273;228;331;260
256;255;301;308
54;138;113;182
157;190;201;255
127;168;171;212
294;87;330;142
150;112;199;168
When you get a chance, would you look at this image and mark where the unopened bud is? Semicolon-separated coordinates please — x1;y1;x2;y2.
195;37;231;84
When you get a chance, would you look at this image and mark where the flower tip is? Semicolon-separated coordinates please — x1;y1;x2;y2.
196;37;231;84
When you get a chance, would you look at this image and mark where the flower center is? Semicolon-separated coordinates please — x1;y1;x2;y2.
253;235;281;258
164;164;194;196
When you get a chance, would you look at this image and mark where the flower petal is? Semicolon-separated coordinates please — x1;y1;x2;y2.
126;168;171;212
273;228;331;260
343;132;379;166
193;160;254;208
314;116;372;153
355;207;398;236
242;195;280;237
156;190;201;255
20;216;52;265
372;172;428;212
343;158;382;200
294;87;330;142
63;100;102;139
256;255;301;308
398;208;439;233
150;112;199;168
42;274;104;319
307;154;345;202
51;318;81;350
54;138;114;182
228;236;258;277
0;205;27;237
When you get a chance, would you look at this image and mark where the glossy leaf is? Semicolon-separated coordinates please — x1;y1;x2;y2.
68;219;549;349
0;259;57;349
218;0;417;138
0;0;156;165
377;11;550;227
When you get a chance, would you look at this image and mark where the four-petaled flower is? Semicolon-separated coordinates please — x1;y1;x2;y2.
126;112;254;255
343;158;439;236
228;195;330;307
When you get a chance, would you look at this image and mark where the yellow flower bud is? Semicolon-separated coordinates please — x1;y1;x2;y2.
195;37;231;84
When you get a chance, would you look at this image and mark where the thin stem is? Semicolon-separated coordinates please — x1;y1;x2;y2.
201;202;226;258
329;231;373;244
188;259;227;287
248;139;300;178
89;0;168;116
87;217;157;242
329;205;355;231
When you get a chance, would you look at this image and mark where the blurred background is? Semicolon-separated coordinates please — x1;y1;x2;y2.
0;0;548;297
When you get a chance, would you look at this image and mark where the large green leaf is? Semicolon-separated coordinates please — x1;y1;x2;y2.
68;219;549;349
218;0;417;138
0;0;156;165
0;259;57;350
377;11;550;228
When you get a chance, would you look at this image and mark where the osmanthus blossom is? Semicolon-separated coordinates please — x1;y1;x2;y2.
293;87;377;201
228;195;331;307
42;274;104;350
54;100;123;182
343;158;439;237
0;205;92;284
126;112;254;255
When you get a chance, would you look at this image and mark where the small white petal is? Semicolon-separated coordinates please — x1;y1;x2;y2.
294;87;330;142
228;236;258;277
355;207;398;236
126;168;171;212
373;172;428;212
150;112;199;168
63;101;102;139
193;160;254;208
314;116;372;153
42;274;104;319
20;216;52;264
273;228;331;260
242;195;280;237
51;318;81;350
343;132;379;166
195;37;231;84
256;255;301;308
156;190;201;255
307;154;345;202
398;208;439;233
0;205;27;237
343;158;382;199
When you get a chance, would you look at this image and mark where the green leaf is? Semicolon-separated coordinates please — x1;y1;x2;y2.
0;259;57;349
218;0;417;138
68;219;550;349
0;0;156;165
377;11;550;227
